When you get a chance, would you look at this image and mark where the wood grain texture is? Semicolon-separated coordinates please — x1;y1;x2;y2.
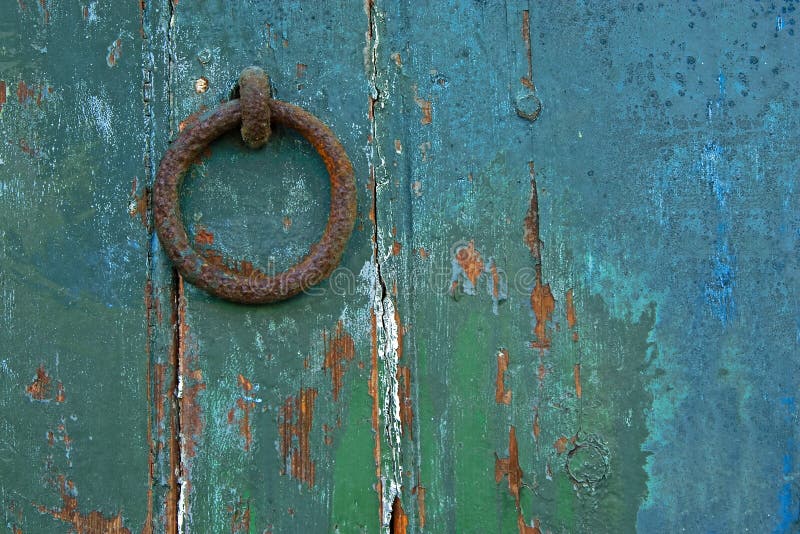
0;1;152;532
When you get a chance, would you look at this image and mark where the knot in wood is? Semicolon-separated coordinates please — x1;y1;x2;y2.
238;66;272;148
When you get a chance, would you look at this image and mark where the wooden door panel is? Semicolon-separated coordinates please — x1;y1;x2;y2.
163;1;378;531
1;2;152;532
2;1;798;533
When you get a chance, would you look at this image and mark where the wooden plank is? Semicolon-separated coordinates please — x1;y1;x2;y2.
161;1;379;531
0;1;154;532
371;0;800;532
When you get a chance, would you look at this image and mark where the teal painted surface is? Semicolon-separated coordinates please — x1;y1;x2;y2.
1;1;798;532
0;1;151;532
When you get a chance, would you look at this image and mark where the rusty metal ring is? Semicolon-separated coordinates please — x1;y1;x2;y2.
153;97;356;304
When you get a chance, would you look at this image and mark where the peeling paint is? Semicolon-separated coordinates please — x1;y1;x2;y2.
412;85;432;125
228;374;258;452
495;426;523;510
495;349;511;405
37;476;130;533
107;38;123;67
279;388;318;488
323;321;356;402
390;497;408;534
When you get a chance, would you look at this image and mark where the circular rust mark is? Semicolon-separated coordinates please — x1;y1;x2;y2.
565;434;610;488
153;87;356;304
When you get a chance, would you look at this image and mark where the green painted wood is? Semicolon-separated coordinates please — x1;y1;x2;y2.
0;1;153;532
2;1;799;533
162;2;379;532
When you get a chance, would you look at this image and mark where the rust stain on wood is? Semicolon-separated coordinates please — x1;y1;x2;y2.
229;499;250;533
228;374;255;451
566;288;578;342
495;426;523;510
107;38;122;67
574;363;582;399
525;167;555;349
296;63;307;78
279;388;318;487
532;407;540;441
194;226;214;246
554;436;568;455
25;365;53;401
495;349;512;404
412;85;432;125
390;497;408;534
455;241;484;287
37;476;130;533
520;10;535;90
16;81;35;106
517;515;542;534
530;280;555;349
129;177;150;229
0;81;6;112
322;321;356;402
397;365;414;438
523;162;541;261
412;484;426;529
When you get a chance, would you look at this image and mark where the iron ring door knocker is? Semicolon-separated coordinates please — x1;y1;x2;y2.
153;67;357;304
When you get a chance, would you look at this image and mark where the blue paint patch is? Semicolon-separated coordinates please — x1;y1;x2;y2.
773;398;799;533
704;227;736;325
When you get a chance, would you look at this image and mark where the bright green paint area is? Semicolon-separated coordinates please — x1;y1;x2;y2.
331;371;378;532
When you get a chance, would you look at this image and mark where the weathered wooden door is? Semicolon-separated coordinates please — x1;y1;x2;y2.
2;1;798;532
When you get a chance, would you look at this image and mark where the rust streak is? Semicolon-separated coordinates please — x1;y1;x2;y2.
495;426;523;510
229;499;250;533
554;436;568;455
523;162;541;262
574;363;582;399
228;374;255;451
0;81;6;112
521;10;535;90
530;280;555;349
390;497;408;534
495;349;512;404
397;366;414;438
518;515;542;534
279;388;318;487
296;63;307;78
107;38;122;67
176;277;203;524
413;485;426;529
322;321;356;402
37;477;130;533
129;177;150;229
566;288;579;341
532;407;540;441
54;381;66;403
